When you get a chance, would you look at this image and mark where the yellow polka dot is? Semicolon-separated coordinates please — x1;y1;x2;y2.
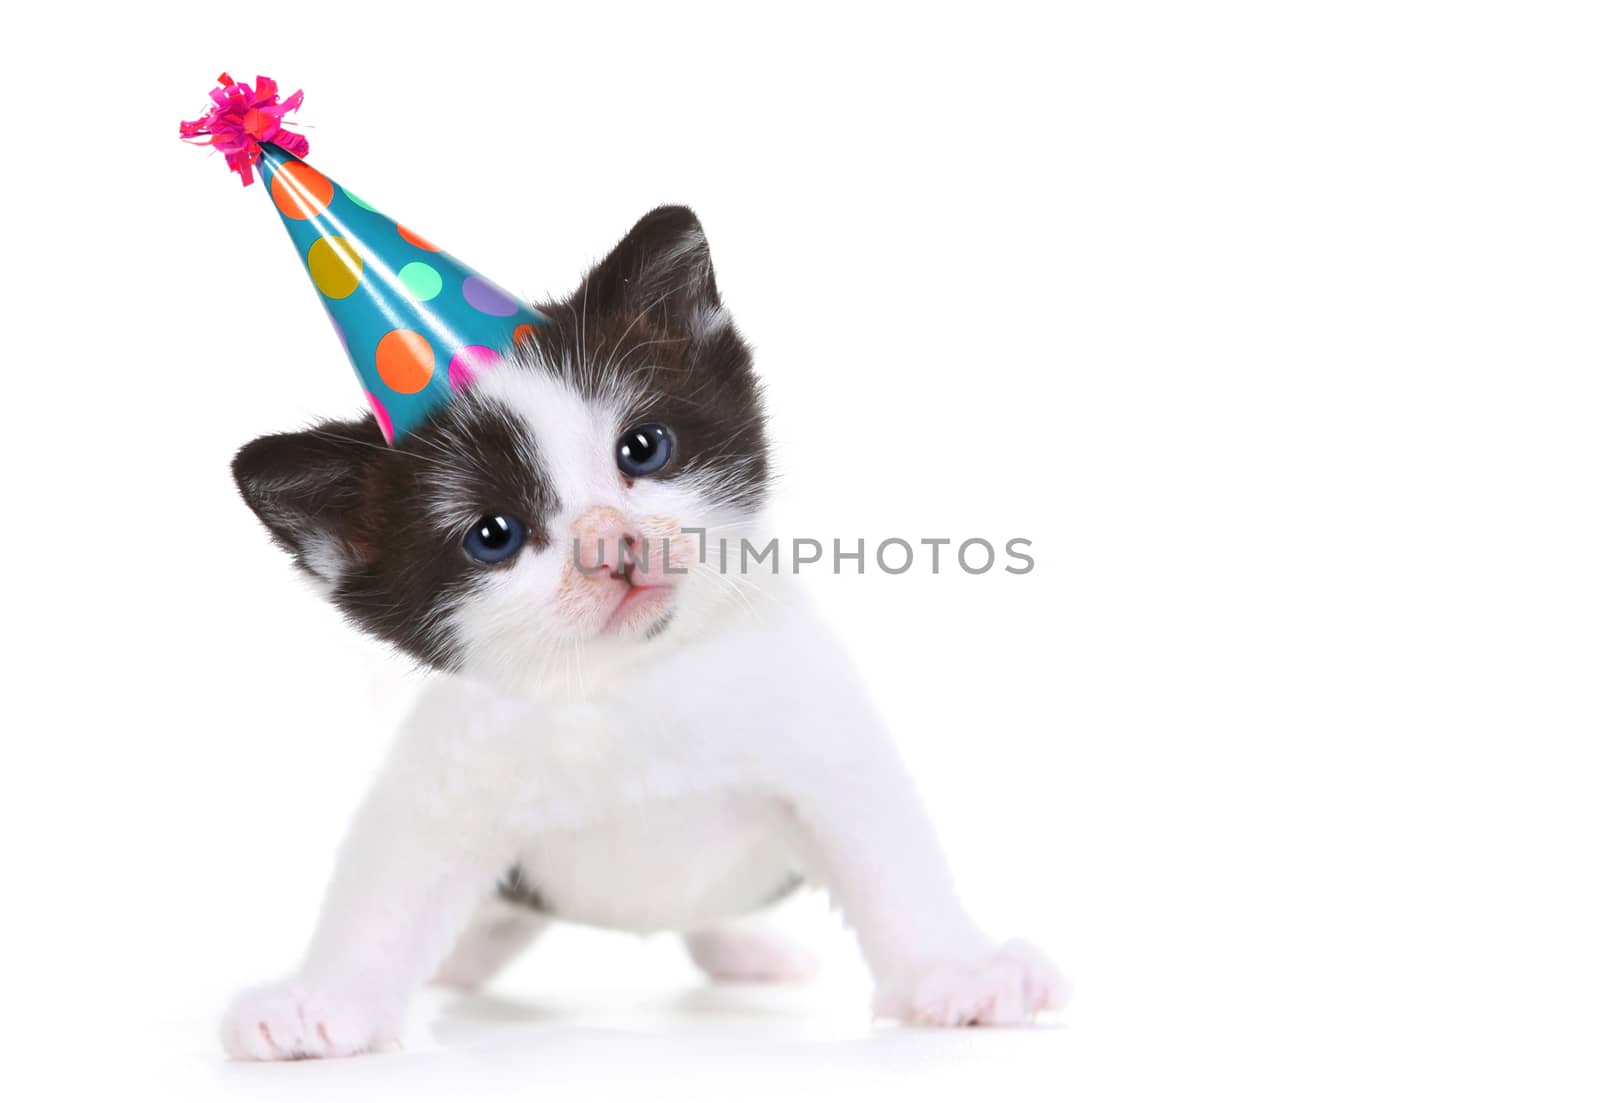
307;236;363;299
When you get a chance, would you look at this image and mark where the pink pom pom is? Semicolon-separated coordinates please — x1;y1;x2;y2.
179;72;309;186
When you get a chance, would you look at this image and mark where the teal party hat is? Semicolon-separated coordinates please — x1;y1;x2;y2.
181;74;542;443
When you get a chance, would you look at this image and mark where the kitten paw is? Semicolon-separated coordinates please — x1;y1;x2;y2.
685;924;821;983
873;939;1068;1027
219;979;400;1060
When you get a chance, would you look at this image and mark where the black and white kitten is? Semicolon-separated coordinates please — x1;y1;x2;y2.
222;207;1064;1059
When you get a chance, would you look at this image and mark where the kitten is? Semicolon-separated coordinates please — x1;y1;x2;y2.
220;206;1065;1059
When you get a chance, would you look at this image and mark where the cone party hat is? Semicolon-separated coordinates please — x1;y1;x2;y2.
180;74;542;443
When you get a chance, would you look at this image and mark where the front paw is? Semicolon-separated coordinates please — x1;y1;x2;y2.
219;978;401;1061
873;939;1068;1027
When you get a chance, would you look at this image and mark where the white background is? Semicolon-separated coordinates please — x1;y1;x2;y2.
1;2;1596;1100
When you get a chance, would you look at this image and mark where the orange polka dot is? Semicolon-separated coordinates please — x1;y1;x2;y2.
396;224;439;251
513;323;539;346
270;161;334;220
375;329;435;394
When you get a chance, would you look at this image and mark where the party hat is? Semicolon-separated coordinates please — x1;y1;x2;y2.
180;74;543;443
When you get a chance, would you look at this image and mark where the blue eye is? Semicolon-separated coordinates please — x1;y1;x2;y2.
464;514;527;564
617;424;672;477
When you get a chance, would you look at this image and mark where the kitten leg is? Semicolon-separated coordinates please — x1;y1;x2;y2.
220;723;514;1060
684;915;820;983
432;895;548;991
780;728;1067;1026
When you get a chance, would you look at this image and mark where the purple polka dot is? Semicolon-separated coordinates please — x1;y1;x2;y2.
366;391;394;444
328;314;347;350
461;276;519;317
449;345;502;392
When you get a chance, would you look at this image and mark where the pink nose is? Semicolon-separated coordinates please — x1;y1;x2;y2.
571;506;644;580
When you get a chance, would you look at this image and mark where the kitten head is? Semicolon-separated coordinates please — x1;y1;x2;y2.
233;206;768;687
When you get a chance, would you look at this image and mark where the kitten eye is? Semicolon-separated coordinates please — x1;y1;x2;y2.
463;514;528;564
616;424;673;478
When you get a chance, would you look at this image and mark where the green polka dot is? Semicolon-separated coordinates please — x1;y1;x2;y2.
343;188;377;211
398;261;443;301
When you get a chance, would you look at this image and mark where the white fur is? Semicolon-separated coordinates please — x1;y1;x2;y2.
221;367;1064;1060
686;916;821;983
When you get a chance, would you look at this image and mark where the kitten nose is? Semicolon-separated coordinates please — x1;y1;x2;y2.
611;537;639;583
571;506;645;580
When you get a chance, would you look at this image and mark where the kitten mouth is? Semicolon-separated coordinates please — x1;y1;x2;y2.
601;583;675;636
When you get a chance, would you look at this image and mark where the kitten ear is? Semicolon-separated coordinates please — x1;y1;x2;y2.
232;418;385;586
575;205;722;323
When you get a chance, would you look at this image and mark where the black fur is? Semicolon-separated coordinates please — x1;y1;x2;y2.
232;207;768;669
497;864;548;913
234;398;554;668
530;206;769;511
